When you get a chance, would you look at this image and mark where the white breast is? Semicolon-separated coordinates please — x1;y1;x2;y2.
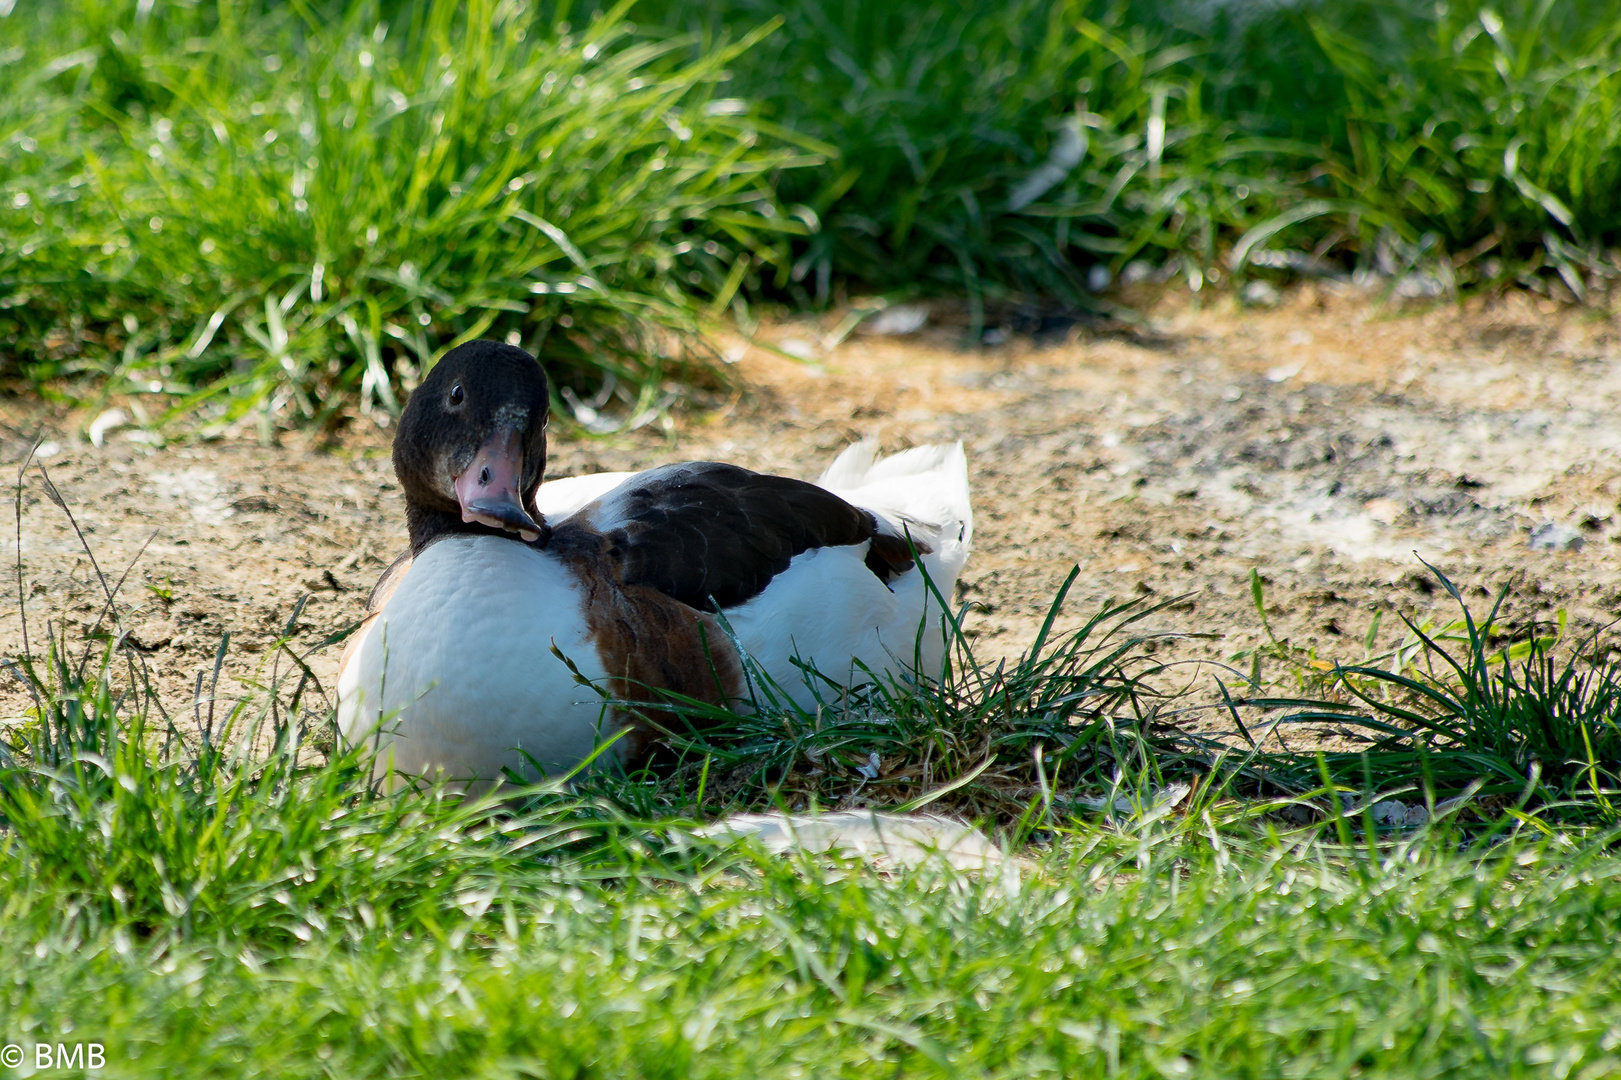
335;536;616;787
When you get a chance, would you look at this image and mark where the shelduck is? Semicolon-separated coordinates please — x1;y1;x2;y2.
335;340;972;786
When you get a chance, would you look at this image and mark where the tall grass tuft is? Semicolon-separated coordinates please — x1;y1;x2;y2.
0;0;812;427
1217;0;1621;295
645;0;1306;319
564;567;1201;825
649;0;1621;312
1230;564;1621;819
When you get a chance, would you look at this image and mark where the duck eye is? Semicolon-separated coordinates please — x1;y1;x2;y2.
449;384;465;406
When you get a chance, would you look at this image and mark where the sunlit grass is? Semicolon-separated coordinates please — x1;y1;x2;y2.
1222;564;1621;825
644;0;1308;321
567;568;1199;828
7;528;1621;1074
10;749;1621;1078
0;0;813;428
648;0;1621;312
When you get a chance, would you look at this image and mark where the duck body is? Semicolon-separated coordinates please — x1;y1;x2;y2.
335;342;971;786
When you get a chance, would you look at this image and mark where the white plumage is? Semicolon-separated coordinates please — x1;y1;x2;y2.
336;537;611;784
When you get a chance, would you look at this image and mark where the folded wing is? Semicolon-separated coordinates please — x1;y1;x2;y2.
566;461;918;611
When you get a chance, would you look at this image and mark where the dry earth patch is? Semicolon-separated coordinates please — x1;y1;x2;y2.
3;284;1619;739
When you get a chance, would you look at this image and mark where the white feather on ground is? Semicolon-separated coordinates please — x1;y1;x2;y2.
693;811;1013;884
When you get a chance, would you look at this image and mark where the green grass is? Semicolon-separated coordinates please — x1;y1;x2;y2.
11;825;1621;1078
0;0;813;428
1220;564;1621;821
7;647;1621;1078
645;0;1621;313
8;526;1621;1074
1212;0;1621;297
5;0;1621;419
580;568;1197;824
643;0;1308;320
559;559;1621;833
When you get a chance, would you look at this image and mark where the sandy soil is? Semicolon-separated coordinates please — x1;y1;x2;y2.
3;282;1619;732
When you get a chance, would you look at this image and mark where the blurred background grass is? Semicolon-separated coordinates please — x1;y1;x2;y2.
3;0;1620;425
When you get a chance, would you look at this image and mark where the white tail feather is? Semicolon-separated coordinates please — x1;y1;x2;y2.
815;438;881;490
723;439;973;711
816;439;973;553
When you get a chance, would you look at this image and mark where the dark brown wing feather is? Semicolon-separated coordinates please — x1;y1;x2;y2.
569;462;919;611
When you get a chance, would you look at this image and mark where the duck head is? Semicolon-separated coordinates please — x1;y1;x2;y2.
394;340;551;551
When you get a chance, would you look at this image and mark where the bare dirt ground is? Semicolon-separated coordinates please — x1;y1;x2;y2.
3;281;1620;732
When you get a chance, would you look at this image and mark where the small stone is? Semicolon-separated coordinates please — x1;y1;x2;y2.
1241;280;1281;307
1394;271;1445;299
1279;803;1315;825
1402;804;1431;827
1529;522;1584;552
1364;498;1406;526
861;303;929;336
981;327;1008;346
1368;800;1407;826
1086;264;1112;292
1121;260;1155;285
